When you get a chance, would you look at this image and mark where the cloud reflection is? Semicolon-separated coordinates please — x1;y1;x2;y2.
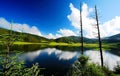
42;48;78;60
21;49;120;70
21;50;42;61
85;50;120;70
21;48;78;61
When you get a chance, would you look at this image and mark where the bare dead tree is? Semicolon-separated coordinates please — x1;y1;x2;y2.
95;5;104;67
80;3;84;55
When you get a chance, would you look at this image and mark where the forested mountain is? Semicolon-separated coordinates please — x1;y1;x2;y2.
0;28;120;43
55;36;97;43
0;28;49;43
55;36;80;43
103;34;120;43
55;34;120;43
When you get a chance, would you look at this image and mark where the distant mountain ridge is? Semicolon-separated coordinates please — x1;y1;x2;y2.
0;28;120;43
103;34;120;43
55;34;120;43
105;34;120;40
55;36;96;43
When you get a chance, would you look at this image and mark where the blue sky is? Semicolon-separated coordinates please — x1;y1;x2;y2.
0;0;120;38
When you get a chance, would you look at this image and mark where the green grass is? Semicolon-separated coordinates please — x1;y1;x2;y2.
47;42;113;50
48;42;80;47
14;42;33;44
13;41;46;45
5;41;118;50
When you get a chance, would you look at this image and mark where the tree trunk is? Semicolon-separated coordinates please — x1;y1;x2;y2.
80;3;84;55
95;5;104;67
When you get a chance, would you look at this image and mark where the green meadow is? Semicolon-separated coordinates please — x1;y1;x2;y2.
12;41;118;50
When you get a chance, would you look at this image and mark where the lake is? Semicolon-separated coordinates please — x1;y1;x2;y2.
0;45;120;76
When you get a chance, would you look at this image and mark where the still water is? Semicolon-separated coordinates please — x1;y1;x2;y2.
0;45;120;76
18;48;120;76
20;48;79;76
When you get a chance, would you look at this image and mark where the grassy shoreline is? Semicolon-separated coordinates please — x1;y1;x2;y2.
13;41;118;50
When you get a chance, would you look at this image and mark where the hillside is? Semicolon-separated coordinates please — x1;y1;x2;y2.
0;27;120;43
55;36;80;43
55;34;120;43
103;34;120;43
55;36;98;43
0;28;49;43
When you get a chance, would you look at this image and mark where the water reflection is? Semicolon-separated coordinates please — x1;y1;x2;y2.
20;48;120;72
21;50;41;61
21;48;79;61
20;48;79;76
1;45;120;76
85;50;120;70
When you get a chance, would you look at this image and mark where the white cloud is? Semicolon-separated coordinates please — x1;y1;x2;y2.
45;33;56;39
67;3;96;38
46;3;120;39
67;3;120;38
58;28;77;37
0;17;42;36
55;33;62;38
45;28;77;39
0;17;76;39
67;3;80;29
100;16;120;37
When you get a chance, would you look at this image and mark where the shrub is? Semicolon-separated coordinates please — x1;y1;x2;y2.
68;55;114;76
0;54;43;76
114;63;120;74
